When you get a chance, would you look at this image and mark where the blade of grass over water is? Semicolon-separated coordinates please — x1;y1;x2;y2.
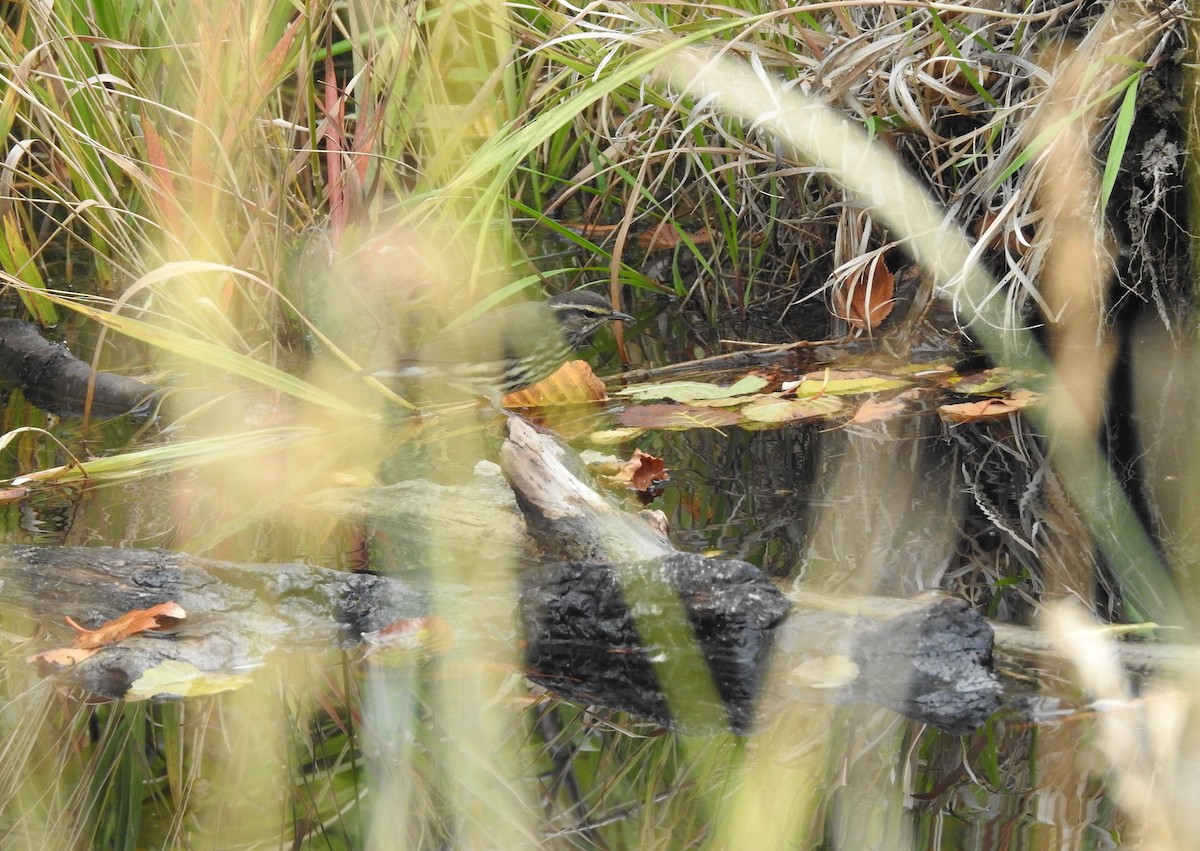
12;427;324;485
47;296;362;415
2;263;376;414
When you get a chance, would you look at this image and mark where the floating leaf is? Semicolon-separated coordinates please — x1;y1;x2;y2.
741;394;845;423
850;397;905;424
948;367;1037;394
618;404;741;430
608;449;669;493
938;388;1043;423
27;646;99;670
502;360;608;407
788;370;911;396
66;601;186;650
588;427;646;444
893;361;955;377
685;395;765;408
617;375;768;402
128;660;253;699
848;388;925;424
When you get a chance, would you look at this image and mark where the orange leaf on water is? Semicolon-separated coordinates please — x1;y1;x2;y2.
27;646;100;670
502;360;608;408
610;449;669;493
67;602;187;650
849;387;924;424
938;388;1042;423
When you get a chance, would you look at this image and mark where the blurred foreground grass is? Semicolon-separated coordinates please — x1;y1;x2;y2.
0;0;1195;848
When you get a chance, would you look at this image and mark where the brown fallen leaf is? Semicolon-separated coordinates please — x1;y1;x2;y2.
636;222;712;252
833;255;895;331
502;360;608;408
27;646;100;670
609;449;669;493
362;616;455;661
66;601;187;650
850;388;924;424
938;388;1043;423
618;404;741;430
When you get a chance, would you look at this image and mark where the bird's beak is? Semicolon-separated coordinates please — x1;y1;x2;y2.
612;310;635;323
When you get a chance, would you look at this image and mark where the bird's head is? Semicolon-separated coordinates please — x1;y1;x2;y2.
548;290;635;350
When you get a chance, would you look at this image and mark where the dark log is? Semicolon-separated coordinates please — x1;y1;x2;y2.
10;536;1189;735
770;591;999;735
7;545;430;699
0;416;1017;735
519;554;789;733
0;318;159;418
501;417;999;734
5;416;1005;734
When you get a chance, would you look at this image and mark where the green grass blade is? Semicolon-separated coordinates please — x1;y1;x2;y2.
1101;74;1140;209
13;427;322;485
0;215;58;325
33;290;361;415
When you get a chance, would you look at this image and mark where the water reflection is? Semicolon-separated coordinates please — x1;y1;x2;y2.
0;311;1144;849
645;410;1095;627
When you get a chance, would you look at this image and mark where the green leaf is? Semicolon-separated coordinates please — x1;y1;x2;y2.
1102;75;1139;210
128;660;253;700
0;215;58;325
791;376;911;396
991;69;1143;190
617;375;768;402
741;395;845;423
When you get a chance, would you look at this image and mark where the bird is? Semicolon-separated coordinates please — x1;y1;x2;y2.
370;289;633;403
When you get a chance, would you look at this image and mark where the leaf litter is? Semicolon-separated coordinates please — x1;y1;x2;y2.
608;359;1041;432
